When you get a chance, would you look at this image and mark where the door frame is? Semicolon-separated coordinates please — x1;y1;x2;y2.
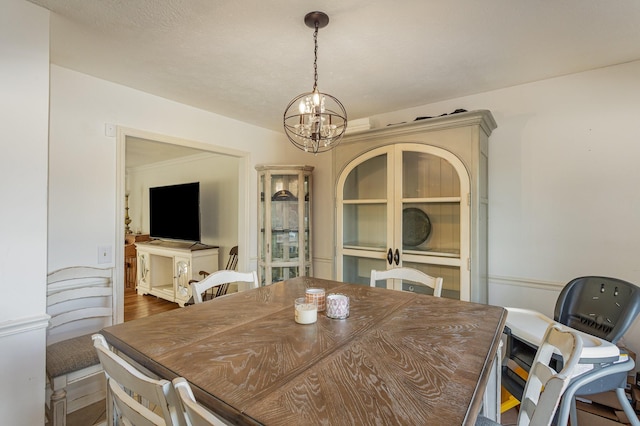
114;126;250;323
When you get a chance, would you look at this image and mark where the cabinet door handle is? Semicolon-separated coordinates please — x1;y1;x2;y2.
386;248;393;265
394;248;400;266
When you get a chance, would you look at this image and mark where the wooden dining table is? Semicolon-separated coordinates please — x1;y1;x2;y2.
101;277;507;425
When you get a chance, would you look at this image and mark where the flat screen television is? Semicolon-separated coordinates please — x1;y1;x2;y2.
149;182;201;242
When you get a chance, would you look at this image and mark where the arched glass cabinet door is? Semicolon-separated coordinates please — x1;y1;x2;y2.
336;143;471;300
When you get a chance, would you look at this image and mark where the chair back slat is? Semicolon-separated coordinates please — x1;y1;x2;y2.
370;267;443;297
173;378;227;426
93;334;187;426
46;266;114;345
191;270;258;304
108;379;165;426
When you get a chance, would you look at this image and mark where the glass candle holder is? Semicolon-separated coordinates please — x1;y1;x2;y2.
305;288;326;312
326;293;350;319
294;297;317;324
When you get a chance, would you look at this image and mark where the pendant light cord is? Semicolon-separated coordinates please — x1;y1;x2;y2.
313;22;319;92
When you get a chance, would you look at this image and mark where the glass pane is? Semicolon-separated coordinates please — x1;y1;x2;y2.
304;230;310;261
402;202;460;256
272;231;299;261
272;200;299;231
403;152;460;198
344;154;387;200
259;266;266;286
342;256;387;286
402;261;460;300
270;173;300;200
303;175;310;203
343;204;386;248
272;266;299;283
259;175;266;262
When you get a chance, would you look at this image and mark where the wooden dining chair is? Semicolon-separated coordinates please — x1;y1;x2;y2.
370;267;443;297
173;378;228;426
476;324;583;426
46;266;114;426
92;334;187;426
190;270;259;304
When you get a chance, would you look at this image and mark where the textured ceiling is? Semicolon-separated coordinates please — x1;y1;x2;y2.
28;0;640;134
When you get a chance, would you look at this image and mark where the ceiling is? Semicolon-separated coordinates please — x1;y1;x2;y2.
28;0;640;134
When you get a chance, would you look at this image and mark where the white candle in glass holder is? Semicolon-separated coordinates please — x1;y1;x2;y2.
295;297;317;324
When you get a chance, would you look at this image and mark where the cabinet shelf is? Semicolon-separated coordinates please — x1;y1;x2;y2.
343;197;462;205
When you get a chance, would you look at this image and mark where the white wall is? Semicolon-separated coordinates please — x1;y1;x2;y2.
48;64;325;272
129;153;240;267
0;0;50;422
368;60;640;358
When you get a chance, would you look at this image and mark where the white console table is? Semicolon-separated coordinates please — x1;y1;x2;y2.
136;240;219;307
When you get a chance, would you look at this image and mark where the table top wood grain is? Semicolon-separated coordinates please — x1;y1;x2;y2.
101;277;506;425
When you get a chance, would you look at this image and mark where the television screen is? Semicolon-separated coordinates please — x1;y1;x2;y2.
149;182;201;242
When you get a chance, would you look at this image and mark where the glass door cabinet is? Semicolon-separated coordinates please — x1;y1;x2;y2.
256;165;313;286
333;110;496;302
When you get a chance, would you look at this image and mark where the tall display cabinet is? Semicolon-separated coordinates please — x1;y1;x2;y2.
256;165;313;286
333;110;496;303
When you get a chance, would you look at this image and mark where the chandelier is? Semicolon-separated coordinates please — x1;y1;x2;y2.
284;11;347;154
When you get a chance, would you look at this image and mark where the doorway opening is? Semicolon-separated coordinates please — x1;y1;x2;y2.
115;127;250;323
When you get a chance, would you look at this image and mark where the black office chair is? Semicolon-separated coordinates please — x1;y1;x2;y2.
502;276;640;403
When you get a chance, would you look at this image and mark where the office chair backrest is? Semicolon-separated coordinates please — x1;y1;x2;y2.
554;276;640;344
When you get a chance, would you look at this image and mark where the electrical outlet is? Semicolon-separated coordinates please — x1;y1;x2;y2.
98;245;112;264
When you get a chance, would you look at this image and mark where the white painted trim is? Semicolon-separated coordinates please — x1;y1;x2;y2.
0;314;50;338
114;126;252;323
489;275;564;292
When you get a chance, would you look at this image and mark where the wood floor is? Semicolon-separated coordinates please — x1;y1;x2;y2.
124;288;180;321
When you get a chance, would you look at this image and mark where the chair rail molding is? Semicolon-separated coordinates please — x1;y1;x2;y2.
488;275;564;318
489;275;564;291
0;314;50;338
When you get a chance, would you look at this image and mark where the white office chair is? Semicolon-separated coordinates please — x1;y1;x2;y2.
370;267;443;297
476;324;583;426
92;334;187;426
173;378;228;426
190;270;259;304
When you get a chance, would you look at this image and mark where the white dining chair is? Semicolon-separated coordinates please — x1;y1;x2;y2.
190;270;259;304
476;323;583;426
92;334;187;426
173;377;228;425
46;266;114;426
370;267;443;297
